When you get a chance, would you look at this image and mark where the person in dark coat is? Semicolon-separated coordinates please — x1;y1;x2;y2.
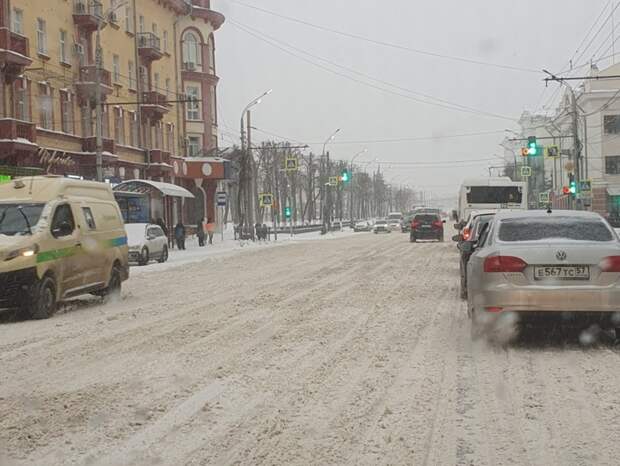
156;218;169;246
174;222;186;250
197;218;205;247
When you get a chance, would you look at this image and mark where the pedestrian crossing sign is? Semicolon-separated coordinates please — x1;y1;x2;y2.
520;166;532;177
538;192;549;204
259;193;273;207
328;176;339;186
285;157;298;172
545;145;560;158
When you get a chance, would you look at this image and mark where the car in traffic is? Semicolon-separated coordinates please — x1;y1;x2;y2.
453;212;495;299
126;223;169;265
466;210;620;341
353;220;372;232
0;176;129;319
410;213;445;242
373;219;391;234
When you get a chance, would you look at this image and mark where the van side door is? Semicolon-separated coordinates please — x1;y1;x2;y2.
46;203;84;297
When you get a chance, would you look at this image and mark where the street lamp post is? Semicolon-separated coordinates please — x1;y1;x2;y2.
321;128;340;233
239;90;272;237
95;1;128;182
349;148;367;224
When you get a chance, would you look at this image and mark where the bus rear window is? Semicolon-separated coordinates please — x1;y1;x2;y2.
466;186;522;204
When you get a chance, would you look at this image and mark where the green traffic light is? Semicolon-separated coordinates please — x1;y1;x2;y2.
569;182;577;194
284;207;292;218
340;170;350;183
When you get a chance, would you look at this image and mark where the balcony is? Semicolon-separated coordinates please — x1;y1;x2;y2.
147;149;172;177
181;60;219;85
75;65;113;105
82;136;115;154
137;32;163;62
73;0;106;33
149;149;171;165
141;91;169;122
0;28;32;76
0;119;38;154
190;0;225;30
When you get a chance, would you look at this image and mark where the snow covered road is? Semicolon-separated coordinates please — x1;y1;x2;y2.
1;233;619;465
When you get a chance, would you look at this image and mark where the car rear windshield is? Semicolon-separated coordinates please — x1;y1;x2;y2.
498;217;614;242
415;214;439;222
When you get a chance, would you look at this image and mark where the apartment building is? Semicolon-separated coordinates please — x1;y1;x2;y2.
0;0;226;223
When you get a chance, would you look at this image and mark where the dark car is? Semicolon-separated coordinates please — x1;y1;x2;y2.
410;213;445;242
453;212;495;299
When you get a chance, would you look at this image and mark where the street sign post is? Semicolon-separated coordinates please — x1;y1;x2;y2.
216;191;227;207
520;166;532;177
328;176;339;186
578;180;592;193
216;192;227;242
538;192;549;204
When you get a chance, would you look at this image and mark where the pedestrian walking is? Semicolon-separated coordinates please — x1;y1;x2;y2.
206;218;216;244
156;218;170;247
197;217;205;247
174;221;186;250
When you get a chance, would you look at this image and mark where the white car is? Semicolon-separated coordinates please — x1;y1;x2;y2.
125;223;169;265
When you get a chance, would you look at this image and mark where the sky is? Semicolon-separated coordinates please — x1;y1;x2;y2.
213;0;613;201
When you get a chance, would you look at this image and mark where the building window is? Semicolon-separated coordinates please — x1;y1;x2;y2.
114;107;125;145
128;111;138;146
125;6;133;33
60;91;73;134
101;105;110;138
163;30;168;53
166;123;174;152
59;30;69;64
12;9;23;34
154;121;163;149
38;84;52;129
152;23;158;35
606;156;620;174
208;34;215;74
165;78;171;96
128;61;136;89
36;18;47;55
182;31;202;70
139;15;144;33
14;78;30;121
604;115;620;134
81;106;92;137
187;135;201;157
186;86;200;120
153;73;160;92
112;55;120;83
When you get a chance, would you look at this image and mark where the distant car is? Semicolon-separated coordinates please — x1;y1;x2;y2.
373;219;391;234
466;210;620;341
126;223;169;265
454;212;495;299
353;220;371;232
387;219;401;231
410;213;445;242
401;212;415;233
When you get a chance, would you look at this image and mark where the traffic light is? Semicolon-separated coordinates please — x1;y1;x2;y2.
521;147;530;157
527;136;538;156
562;186;570;195
340;169;351;183
568;173;577;195
284;206;292;219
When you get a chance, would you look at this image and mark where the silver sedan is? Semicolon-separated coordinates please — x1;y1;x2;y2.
466;210;620;340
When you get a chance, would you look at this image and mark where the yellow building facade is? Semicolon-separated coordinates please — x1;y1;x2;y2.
0;0;224;184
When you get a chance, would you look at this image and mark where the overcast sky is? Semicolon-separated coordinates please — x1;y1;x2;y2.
214;0;612;200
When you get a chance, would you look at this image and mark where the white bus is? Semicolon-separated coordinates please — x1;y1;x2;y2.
457;177;527;222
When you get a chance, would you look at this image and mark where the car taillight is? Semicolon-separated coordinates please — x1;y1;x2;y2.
462;227;471;241
432;220;443;228
483;256;527;273
600;256;620;272
411;221;421;229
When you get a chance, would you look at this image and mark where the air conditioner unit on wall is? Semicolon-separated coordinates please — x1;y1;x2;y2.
184;62;196;71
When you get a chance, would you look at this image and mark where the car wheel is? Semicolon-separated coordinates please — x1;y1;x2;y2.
101;266;122;303
138;247;149;266
158;246;168;263
28;276;57;320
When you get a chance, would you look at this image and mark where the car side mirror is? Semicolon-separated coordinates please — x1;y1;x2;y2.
451;234;461;242
461;241;474;253
52;221;73;237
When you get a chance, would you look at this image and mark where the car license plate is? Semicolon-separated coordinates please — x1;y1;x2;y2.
422;225;431;229
534;265;590;280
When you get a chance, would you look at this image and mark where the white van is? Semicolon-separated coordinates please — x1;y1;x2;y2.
0;176;129;318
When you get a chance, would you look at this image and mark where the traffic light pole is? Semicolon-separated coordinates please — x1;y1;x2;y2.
571;88;582;210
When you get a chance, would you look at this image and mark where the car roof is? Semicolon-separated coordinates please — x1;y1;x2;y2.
492;209;604;221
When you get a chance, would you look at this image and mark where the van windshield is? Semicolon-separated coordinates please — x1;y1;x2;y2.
0;203;45;236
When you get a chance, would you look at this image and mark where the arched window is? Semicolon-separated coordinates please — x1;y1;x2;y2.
182;31;202;70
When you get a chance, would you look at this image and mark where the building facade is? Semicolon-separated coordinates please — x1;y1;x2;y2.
0;0;227;225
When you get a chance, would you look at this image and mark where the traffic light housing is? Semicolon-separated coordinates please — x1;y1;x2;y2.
562;186;570;195
568;173;577;195
527;136;538;156
340;169;351;183
284;206;292;219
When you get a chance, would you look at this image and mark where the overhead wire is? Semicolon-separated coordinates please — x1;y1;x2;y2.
224;0;541;74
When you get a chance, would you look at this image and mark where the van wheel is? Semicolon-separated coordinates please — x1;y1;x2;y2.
158;246;168;263
138;247;149;266
101;266;122;303
29;276;57;319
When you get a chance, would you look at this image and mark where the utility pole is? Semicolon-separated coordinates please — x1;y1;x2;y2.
571;88;582;210
271;148;278;241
